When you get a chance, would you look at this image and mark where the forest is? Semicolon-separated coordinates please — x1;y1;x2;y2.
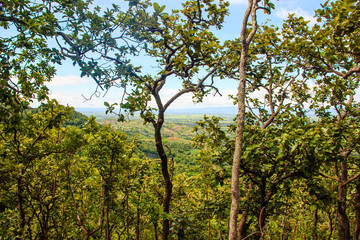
0;0;359;239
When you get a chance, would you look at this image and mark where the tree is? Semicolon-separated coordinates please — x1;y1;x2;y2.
281;0;360;238
62;118;155;240
192;32;312;235
226;1;274;239
0;0;90;106
0;100;81;238
55;1;229;238
192;115;233;238
0;1;96;238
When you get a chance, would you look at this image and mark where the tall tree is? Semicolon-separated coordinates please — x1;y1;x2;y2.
228;1;273;239
281;0;360;238
193;23;319;239
55;1;229;238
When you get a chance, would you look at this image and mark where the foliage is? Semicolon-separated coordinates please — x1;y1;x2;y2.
280;1;360;238
0;102;165;239
0;0;90;106
1;0;360;239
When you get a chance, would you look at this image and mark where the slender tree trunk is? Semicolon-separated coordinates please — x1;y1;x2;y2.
338;160;350;240
281;216;289;240
354;177;360;240
229;53;246;240
229;70;246;240
207;190;211;240
154;120;172;240
292;222;297;240
327;211;334;240
41;205;50;240
106;204;110;240
229;1;259;239
102;180;110;240
256;206;266;240
17;176;26;239
313;209;318;240
126;186;130;238
238;182;253;239
154;221;159;240
136;208;140;240
237;209;249;239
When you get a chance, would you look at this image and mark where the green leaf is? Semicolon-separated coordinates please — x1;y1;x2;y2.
159;5;166;13
310;205;317;211
153;2;160;13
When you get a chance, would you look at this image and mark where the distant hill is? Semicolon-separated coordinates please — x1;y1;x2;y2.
98;117;202;172
27;107;88;128
64;110;88;128
75;106;238;118
167;106;238;115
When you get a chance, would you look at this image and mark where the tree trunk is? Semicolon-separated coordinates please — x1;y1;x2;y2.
338;160;350;240
136;208;140;240
256;206;266;240
126;186;130;238
281;216;289;240
103;180;110;240
40;204;50;240
237;209;249;239
229;74;246;240
354;177;360;240
17;176;26;239
292;222;297;240
154;120;172;240
238;182;253;239
229;1;259;239
154;221;159;240
106;204;110;240
313;209;318;240
327;211;334;240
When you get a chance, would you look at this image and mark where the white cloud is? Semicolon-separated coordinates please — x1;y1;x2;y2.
276;7;316;24
46;75;92;87
46;90;114;108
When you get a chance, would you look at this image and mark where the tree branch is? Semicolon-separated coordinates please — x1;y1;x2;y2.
319;172;339;182
342;172;360;187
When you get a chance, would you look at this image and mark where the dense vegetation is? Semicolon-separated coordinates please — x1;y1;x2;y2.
1;0;359;239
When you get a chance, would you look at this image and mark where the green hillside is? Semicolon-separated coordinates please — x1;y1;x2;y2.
98;117;206;173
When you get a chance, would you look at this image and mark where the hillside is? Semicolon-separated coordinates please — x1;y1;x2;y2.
98;117;205;172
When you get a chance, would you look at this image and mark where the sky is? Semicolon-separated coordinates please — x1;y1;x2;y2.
46;0;326;111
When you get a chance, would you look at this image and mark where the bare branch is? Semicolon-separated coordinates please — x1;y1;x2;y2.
319;172;339;182
342;172;360;187
163;68;216;111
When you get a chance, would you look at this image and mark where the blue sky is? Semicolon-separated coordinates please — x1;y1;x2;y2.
47;0;326;110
